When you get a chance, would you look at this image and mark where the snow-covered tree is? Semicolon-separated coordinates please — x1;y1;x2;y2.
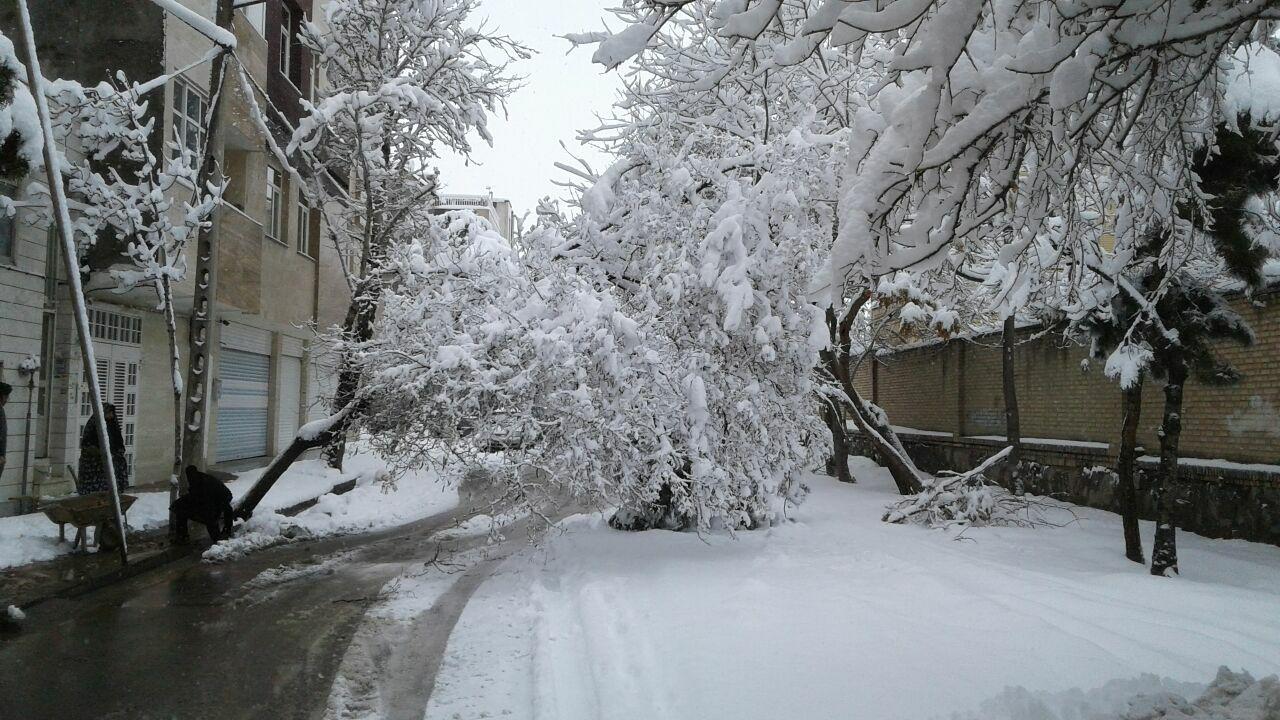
571;0;1280;496
290;0;528;470
355;203;822;532
42;74;221;495
235;0;529;513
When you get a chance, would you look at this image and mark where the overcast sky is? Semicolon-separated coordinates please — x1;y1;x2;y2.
430;1;622;217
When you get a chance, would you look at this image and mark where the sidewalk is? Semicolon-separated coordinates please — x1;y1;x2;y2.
1;456;367;609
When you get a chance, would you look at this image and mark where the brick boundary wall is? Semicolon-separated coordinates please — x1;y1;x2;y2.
848;432;1280;545
849;285;1280;545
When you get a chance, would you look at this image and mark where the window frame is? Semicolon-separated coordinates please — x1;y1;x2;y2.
266;166;285;244
295;195;313;258
279;3;293;78
170;79;208;161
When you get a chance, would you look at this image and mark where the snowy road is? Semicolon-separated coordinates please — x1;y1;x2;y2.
427;458;1280;720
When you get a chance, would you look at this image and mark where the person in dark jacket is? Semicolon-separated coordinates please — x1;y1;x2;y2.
78;402;129;495
0;382;11;482
172;465;237;543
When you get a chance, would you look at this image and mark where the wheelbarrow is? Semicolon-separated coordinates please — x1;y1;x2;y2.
40;492;137;551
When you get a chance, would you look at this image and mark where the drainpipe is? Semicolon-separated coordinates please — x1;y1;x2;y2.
18;358;37;513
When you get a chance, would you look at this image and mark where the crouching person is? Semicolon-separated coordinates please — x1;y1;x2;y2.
172;465;240;543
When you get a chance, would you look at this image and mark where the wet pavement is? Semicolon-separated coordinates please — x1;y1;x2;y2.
0;504;484;720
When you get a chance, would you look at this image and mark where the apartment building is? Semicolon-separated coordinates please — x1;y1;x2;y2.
436;193;516;240
0;0;350;515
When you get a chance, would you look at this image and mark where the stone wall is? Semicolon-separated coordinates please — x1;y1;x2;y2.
847;431;1280;545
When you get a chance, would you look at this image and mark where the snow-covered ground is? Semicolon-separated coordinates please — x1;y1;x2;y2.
0;449;451;570
426;457;1280;720
205;459;458;562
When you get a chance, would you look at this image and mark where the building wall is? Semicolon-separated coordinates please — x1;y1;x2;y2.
133;311;191;486
0;207;52;513
1;0;346;511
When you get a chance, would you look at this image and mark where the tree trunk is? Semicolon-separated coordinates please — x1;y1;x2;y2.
233;435;327;517
1150;358;1185;577
320;285;378;470
822;399;853;483
233;404;353;516
843;386;924;495
162;272;185;534
1000;315;1023;494
822;299;924;496
1117;378;1145;564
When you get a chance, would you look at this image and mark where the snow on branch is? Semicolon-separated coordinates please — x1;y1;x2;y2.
882;447;1063;529
148;0;236;49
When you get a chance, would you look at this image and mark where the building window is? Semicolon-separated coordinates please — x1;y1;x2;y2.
296;197;313;257
279;4;293;78
0;181;17;262
88;308;142;345
242;3;266;37
267;166;284;243
171;79;208;160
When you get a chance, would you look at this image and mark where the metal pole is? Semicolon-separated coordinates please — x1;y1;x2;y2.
16;0;128;563
19;371;34;513
176;0;234;537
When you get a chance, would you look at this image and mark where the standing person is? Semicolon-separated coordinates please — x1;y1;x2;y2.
0;382;10;486
78;402;129;550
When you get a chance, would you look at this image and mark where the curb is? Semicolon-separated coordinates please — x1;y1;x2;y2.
14;478;361;610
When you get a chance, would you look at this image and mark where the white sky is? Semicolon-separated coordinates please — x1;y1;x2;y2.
430;0;622;217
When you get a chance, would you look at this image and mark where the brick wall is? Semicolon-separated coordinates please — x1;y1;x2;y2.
856;286;1280;544
867;287;1280;466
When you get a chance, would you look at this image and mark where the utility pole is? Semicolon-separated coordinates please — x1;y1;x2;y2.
16;0;128;564
175;0;237;536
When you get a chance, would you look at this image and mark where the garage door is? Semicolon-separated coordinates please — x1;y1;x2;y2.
275;355;302;450
215;348;270;462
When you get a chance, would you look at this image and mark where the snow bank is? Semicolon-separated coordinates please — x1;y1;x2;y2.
436;510;526;540
204;461;457;562
427;456;1280;720
951;667;1279;720
0;450;410;570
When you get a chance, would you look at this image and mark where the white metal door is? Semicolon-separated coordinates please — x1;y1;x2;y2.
215;348;270;462
275;355;301;449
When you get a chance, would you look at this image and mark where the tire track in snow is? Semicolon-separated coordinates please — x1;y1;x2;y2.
910;534;1280;670
872;531;1275;677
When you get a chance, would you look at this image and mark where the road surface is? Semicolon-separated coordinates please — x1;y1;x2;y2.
0;498;527;720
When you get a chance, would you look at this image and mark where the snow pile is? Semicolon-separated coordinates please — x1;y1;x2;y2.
426;456;1280;720
5;605;24;622
201;531;284;564
0;450;405;570
204;462;457;563
950;668;1279;720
